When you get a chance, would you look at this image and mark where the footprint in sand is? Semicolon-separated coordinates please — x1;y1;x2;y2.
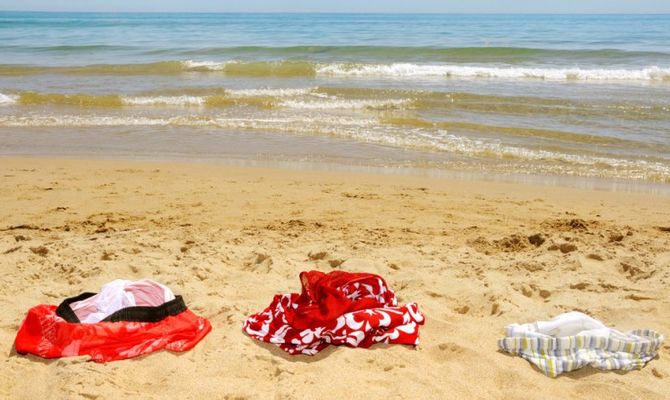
307;250;346;269
490;302;501;315
308;250;328;260
431;342;471;364
547;242;578;253
243;252;273;273
570;282;590;291
455;305;470;315
587;253;605;261
468;234;533;254
608;230;625;243
528;233;546;246
30;246;49;257
618;257;655;281
515;284;551;300
180;240;196;253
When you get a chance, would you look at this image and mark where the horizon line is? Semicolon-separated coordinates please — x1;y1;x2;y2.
1;10;670;15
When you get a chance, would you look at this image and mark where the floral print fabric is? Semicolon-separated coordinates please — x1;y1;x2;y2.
244;270;424;355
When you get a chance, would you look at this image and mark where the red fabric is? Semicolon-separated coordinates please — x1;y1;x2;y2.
244;270;425;355
15;304;211;362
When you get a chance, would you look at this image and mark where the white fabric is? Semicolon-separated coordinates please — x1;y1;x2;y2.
527;312;610;337
70;279;175;324
498;311;664;377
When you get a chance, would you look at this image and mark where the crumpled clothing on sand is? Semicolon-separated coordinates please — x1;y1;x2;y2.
243;270;425;355
15;279;211;362
498;311;664;377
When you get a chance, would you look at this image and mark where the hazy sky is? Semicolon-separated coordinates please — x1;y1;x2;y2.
0;0;669;13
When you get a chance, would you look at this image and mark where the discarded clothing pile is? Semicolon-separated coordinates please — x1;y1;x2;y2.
243;270;425;355
15;279;211;362
497;311;664;377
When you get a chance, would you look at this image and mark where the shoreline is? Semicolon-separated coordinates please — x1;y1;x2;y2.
2;153;669;195
1;156;669;399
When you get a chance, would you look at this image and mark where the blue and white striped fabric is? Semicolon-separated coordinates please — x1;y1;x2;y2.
498;312;664;377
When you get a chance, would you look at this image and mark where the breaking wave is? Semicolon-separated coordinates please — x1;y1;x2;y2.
2;61;669;82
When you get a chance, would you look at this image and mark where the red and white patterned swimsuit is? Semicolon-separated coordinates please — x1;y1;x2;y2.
244;270;425;355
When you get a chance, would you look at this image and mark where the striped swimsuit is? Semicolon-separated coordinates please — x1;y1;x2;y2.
498;312;664;377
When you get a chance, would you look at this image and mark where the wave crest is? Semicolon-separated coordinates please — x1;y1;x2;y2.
1;60;669;82
317;63;670;81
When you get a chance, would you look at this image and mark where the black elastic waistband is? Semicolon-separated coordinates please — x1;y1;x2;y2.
56;292;187;323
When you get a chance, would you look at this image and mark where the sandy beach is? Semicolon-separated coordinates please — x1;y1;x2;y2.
0;157;668;399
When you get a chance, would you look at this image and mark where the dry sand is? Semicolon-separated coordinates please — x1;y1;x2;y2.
1;157;669;399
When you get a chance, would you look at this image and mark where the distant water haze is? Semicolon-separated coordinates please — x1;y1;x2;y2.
2;0;670;13
0;13;669;185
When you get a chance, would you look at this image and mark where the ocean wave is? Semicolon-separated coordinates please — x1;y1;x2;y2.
342;127;670;178
173;46;670;62
4;88;670;124
426;131;668;172
181;60;227;71
0;61;186;76
180;60;670;81
0;93;17;105
123;96;206;106
124;91;316;107
183;61;670;81
0;115;379;133
7;91;286;108
380;116;662;147
183;60;317;77
1;113;668;178
16;92;124;107
280;98;408;110
226;87;315;97
18;44;134;53
0;115;174;127
317;63;670;81
8;44;669;64
4;89;412;110
2;60;669;82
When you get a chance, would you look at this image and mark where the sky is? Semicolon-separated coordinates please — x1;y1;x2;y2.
0;0;669;14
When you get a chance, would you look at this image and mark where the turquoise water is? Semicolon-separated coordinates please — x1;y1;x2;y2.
2;13;670;65
1;12;669;184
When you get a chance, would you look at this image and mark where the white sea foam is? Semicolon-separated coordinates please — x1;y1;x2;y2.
120;91;405;109
346;128;670;176
123;96;206;106
280;98;408;110
0;114;377;130
0;116;173;127
121;89;314;106
179;60;670;82
182;60;227;71
316;63;670;82
0;93;17;105
226;88;314;97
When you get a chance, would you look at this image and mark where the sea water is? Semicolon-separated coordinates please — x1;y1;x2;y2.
0;12;669;186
